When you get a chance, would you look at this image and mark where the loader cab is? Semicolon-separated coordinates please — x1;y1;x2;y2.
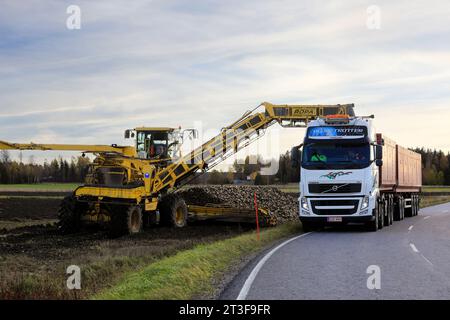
126;127;176;160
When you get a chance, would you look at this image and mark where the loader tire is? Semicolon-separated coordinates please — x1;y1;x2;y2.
159;194;188;228
58;195;83;234
109;205;143;237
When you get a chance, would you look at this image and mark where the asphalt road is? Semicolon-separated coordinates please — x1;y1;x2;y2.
221;202;450;299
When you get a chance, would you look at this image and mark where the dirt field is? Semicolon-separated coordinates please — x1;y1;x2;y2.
0;191;260;299
0;185;299;299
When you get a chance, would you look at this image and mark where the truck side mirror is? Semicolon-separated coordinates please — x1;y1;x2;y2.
291;147;302;168
375;159;383;167
124;129;131;139
375;145;383;160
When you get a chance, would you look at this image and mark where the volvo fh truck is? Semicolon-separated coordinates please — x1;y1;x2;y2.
293;114;422;232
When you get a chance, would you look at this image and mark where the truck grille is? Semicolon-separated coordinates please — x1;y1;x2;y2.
310;199;359;215
308;183;362;194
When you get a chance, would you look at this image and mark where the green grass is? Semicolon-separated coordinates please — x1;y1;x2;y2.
94;223;301;300
0;183;80;192
422;186;450;193
420;195;450;208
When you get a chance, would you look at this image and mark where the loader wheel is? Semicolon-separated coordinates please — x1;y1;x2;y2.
159;194;188;228
58;195;84;234
109;205;143;237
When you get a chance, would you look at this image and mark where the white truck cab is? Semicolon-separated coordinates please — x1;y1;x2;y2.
295;114;382;231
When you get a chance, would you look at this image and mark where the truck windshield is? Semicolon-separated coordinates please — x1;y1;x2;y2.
302;142;370;169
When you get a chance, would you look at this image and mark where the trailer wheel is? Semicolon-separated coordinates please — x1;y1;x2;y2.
405;195;413;217
413;194;419;216
109;205;143;237
383;196;392;226
159;194;188;228
394;196;402;221
58;195;85;234
389;195;394;225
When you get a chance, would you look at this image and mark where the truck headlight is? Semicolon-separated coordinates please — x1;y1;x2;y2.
360;196;369;210
300;197;309;211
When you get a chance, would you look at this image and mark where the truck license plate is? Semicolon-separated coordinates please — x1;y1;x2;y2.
327;217;342;222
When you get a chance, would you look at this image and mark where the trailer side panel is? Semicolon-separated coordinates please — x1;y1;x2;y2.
396;145;422;192
379;134;397;191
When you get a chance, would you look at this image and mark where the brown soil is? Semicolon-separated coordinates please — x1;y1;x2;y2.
0;197;61;221
0;185;299;299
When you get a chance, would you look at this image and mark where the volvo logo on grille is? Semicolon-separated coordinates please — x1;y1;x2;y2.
332;185;339;192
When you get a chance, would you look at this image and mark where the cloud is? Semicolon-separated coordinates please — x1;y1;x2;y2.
0;0;450;165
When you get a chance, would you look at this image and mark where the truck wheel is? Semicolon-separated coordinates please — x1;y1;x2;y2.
394;196;402;221
400;197;405;220
413;195;419;216
378;200;384;229
109;205;143;237
159;194;188;228
58;195;85;234
383;196;391;227
389;196;394;225
367;209;378;232
405;196;413;217
302;221;313;232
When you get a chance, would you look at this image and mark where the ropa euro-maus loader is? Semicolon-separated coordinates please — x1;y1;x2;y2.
0;102;355;236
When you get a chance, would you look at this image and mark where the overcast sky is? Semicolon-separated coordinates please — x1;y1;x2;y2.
1;0;450;166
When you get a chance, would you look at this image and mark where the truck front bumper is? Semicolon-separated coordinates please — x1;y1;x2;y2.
299;215;374;225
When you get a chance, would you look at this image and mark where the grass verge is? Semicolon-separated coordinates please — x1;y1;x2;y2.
420;195;450;208
94;223;301;300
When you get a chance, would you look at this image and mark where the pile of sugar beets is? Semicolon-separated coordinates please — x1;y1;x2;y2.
176;185;299;224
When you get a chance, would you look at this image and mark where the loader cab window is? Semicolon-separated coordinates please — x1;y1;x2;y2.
136;131;169;159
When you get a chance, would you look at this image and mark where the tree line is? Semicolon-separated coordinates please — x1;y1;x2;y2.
207;148;450;186
0;148;449;186
0;151;90;184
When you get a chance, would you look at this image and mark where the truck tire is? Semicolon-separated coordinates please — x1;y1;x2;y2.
302;221;314;232
394;196;403;221
413;194;419;216
367;208;378;232
109;205;143;237
58;195;85;234
389;195;394;225
399;197;405;220
159;194;188;228
378;200;384;229
405;195;413;217
383;196;392;226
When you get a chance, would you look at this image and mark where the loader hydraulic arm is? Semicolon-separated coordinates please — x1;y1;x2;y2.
152;102;355;193
0;140;136;157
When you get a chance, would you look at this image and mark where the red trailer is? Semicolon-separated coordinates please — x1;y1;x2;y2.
377;133;422;222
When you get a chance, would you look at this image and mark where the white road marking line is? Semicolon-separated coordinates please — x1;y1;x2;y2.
420;254;433;266
408;225;414;232
236;232;312;300
409;243;433;266
423;216;431;220
410;243;419;253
